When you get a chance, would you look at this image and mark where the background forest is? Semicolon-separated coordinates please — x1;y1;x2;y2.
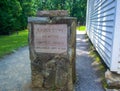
0;0;87;35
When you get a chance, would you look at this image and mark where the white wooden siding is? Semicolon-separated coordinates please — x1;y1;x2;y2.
86;0;120;73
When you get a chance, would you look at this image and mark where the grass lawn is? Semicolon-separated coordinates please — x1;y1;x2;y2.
77;26;86;31
88;39;107;88
0;30;28;58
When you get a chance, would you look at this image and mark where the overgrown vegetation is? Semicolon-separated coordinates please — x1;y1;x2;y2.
87;35;108;89
0;30;28;58
0;0;87;35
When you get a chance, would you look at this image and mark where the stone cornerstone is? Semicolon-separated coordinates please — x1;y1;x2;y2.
28;10;76;91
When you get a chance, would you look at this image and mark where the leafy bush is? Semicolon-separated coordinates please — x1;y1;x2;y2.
0;0;22;35
0;0;37;35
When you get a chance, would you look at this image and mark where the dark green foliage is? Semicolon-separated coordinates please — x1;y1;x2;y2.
38;0;87;25
0;0;37;35
0;0;87;35
70;0;87;25
0;0;22;35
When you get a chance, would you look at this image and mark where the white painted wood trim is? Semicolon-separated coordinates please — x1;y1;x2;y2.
111;0;120;73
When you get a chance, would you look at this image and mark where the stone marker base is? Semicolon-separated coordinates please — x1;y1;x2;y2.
105;88;120;91
105;69;120;89
31;54;73;91
28;10;76;91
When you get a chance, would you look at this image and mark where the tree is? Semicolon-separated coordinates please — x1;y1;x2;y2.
0;0;22;35
37;0;87;25
0;0;87;35
0;0;38;35
18;0;37;29
70;0;87;25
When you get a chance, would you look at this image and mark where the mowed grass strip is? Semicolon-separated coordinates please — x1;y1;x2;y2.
77;26;86;31
0;30;28;58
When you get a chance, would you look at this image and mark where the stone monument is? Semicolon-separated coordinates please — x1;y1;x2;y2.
28;10;76;91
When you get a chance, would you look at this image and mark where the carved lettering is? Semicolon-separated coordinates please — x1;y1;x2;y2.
34;24;67;53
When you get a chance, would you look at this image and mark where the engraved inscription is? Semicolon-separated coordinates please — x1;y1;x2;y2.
34;24;67;53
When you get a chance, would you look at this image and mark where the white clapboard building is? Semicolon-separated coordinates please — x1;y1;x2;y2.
86;0;120;74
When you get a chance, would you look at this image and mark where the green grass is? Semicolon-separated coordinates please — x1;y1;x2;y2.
77;26;86;31
0;30;28;58
88;38;108;89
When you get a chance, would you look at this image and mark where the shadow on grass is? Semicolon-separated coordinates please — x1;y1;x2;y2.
87;35;109;89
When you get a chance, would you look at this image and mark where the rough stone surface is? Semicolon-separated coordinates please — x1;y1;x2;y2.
31;67;44;88
36;10;68;17
28;17;50;23
105;89;120;91
105;69;120;88
28;14;76;91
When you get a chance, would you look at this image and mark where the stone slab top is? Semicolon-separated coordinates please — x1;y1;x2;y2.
28;17;49;23
54;17;77;20
36;10;68;17
28;16;77;23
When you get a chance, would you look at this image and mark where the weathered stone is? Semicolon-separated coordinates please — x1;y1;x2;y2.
55;56;69;88
70;21;77;83
44;59;56;88
43;55;70;90
36;10;68;17
105;69;120;88
28;17;50;23
31;68;44;88
105;88;120;91
28;10;76;91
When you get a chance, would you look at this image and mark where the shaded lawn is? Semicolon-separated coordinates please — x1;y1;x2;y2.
0;30;28;58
